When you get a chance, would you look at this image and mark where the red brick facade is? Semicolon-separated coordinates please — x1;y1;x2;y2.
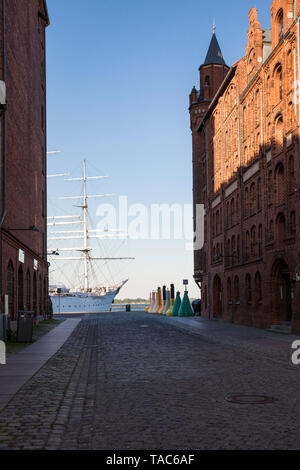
0;1;49;319
190;0;300;334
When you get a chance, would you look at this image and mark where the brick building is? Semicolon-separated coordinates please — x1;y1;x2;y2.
190;0;300;334
0;0;49;319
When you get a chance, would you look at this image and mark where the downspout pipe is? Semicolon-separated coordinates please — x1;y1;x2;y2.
0;0;7;312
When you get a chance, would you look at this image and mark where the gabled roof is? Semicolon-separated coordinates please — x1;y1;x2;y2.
204;32;226;66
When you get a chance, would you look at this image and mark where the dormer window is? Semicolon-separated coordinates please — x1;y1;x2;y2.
277;9;284;42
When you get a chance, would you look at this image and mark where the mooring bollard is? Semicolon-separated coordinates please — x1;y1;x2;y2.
178;291;194;317
149;291;156;313
159;286;166;314
167;284;175;316
171;291;181;316
163;289;171;315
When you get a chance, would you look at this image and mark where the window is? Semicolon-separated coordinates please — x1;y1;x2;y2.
205;75;210;87
230;199;235;226
268;170;273;204
278;66;283;101
246;273;252;302
227;278;232;305
258;225;263;257
26;270;31;310
255;272;262;303
234;276;240;304
277;9;284;42
276;213;286;244
251;225;256;258
275;163;285;204
245;230;250;260
250;182;256;214
257;178;262;210
245;187;249;217
275;114;283;153
231;236;236;265
18;265;24;311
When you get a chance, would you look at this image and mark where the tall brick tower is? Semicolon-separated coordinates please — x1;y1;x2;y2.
189;29;229;285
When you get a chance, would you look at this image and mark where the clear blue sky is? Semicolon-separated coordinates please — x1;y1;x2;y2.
46;0;271;299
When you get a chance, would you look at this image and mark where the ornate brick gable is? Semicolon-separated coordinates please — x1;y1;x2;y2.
190;1;300;334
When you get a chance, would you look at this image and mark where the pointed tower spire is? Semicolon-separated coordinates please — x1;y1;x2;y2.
204;29;226;66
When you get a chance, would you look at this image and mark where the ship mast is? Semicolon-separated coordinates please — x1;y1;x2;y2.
47;159;134;291
83;159;89;290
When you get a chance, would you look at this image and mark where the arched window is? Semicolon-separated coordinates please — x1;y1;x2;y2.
255;89;260;126
250;182;256;214
277;9;284;42
275;114;283;153
245;187;249;217
275;163;285;204
227;278;232;305
243;106;247;139
276;213;286;244
234;276;240;304
251;225;256;258
245;273;252;302
237;234;240;263
287;50;293;90
258;224;263;257
245;230;250;260
255;271;262;303
226;201;230;228
231;235;236;262
26;270;31;310
268;170;273;204
216;210;220;234
7;261;14;320
230;198;235;226
257;178;262;210
18;265;24;312
227;239;230;267
273;64;283;102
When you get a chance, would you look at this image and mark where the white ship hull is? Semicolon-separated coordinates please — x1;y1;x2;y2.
51;289;119;314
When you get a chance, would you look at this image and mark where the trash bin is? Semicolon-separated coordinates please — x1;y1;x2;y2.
17;311;34;343
192;299;201;316
126;304;131;312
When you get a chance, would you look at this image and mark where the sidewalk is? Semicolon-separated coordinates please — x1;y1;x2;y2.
146;313;300;365
0;318;81;411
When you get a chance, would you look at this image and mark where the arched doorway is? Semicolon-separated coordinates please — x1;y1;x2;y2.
18;265;24;312
213;274;222;318
271;259;292;322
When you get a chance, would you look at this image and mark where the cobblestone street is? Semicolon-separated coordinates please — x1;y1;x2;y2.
0;311;300;450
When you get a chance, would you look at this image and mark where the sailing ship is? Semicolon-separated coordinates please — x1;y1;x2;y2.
48;159;133;314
